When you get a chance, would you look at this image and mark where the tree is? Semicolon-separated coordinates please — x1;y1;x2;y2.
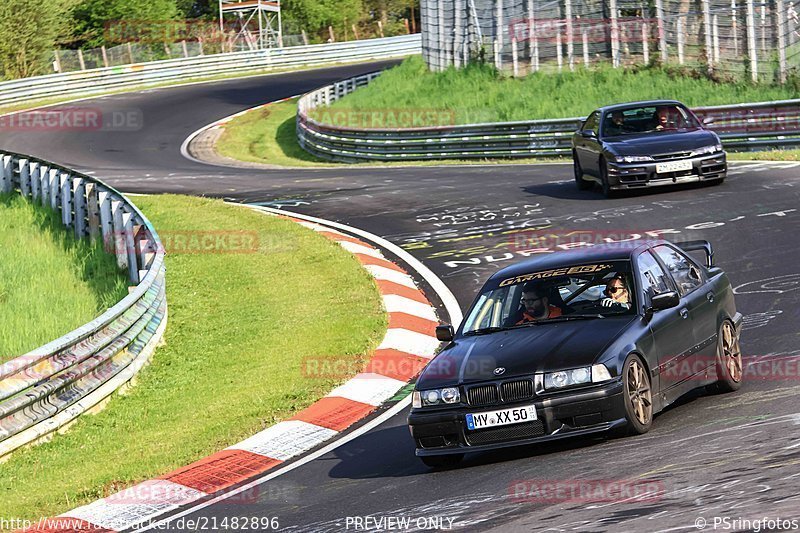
71;0;179;47
0;0;74;79
281;0;363;41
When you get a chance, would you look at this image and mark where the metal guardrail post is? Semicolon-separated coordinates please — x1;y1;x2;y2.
18;159;30;197
1;155;12;193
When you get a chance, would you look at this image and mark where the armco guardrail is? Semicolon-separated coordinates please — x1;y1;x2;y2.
297;72;800;162
0;151;166;458
0;35;421;107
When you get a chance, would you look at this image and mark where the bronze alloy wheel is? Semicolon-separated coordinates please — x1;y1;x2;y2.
627;358;653;427
721;321;743;383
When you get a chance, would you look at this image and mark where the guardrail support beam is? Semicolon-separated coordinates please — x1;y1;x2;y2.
18;159;30;198
1;155;12;194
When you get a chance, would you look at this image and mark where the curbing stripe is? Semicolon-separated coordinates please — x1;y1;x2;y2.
388;312;438;336
228;420;337;461
337;240;384;258
158;449;281;494
290;397;375;432
325;372;408;406
382;294;438;321
377;329;441;359
364;265;418;289
63;480;207;531
353;253;407;273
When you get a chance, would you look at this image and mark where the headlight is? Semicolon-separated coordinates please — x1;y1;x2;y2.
544;364;613;390
615;155;654;163
414;387;460;407
690;144;723;157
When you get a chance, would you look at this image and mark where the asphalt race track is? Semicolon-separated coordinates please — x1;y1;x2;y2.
3;61;800;532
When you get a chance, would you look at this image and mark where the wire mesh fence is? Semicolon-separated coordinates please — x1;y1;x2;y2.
422;0;799;83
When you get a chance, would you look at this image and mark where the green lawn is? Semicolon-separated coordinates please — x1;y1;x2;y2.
0;194;386;521
322;56;800;124
0;193;127;363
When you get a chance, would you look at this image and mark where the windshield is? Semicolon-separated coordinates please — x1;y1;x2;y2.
462;261;637;335
601;105;700;138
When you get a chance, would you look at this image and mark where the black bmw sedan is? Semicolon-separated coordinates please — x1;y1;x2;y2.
408;240;742;468
571;100;727;197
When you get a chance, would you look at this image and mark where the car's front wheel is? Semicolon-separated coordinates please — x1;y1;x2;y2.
420;453;464;469
708;320;743;393
574;152;592;190
620;355;653;435
599;157;614;198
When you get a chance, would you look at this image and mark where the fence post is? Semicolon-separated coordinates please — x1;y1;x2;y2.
512;37;519;76
643;22;650;64
557;32;563;71
53;50;62;73
677;17;685;64
703;0;714;73
127;42;134;63
528;0;539;72
656;0;668;63
746;0;758;81
566;0;574;71
78;49;86;71
39;164;49;207
610;0;620;67
583;30;590;67
112;200;128;271
495;0;504;70
454;0;463;68
73;178;86;239
301;30;309;45
18;159;30;197
48;168;59;210
777;0;788;83
123;212;139;284
101;45;109;68
378;20;384;37
29;161;40;202
99;191;113;251
60;172;72;227
761;3;767;50
713;14;720;64
1;155;12;193
733;0;740;56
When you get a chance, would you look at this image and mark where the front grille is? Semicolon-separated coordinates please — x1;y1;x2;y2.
501;379;534;402
468;384;498;406
652;151;691;160
466;420;546;445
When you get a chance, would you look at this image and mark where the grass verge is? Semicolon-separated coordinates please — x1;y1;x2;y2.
0;194;386;521
0;193;127;363
322;56;800;124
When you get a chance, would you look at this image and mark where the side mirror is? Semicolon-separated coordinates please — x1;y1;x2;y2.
435;325;454;342
651;291;680;311
581;130;597;139
702;117;715;125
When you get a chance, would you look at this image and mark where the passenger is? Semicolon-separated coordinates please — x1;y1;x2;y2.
653;107;672;130
601;275;632;310
605;111;631;135
515;284;563;324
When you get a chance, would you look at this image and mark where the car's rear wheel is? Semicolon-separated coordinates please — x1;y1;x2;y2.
599;157;614;198
620;355;653;435
708;320;743;393
420;453;464;469
574;152;592;190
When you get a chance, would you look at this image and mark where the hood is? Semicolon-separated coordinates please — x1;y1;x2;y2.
605;129;718;157
417;317;636;389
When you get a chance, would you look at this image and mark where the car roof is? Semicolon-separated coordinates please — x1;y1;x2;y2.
488;240;668;282
596;100;684;114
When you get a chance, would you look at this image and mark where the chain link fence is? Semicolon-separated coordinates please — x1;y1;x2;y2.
422;0;799;82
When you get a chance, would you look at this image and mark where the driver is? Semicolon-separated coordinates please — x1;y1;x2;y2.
516;284;563;324
605;111;633;135
653;106;672;130
601;275;632;310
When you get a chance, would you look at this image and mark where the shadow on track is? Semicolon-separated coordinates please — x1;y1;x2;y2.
521;180;724;201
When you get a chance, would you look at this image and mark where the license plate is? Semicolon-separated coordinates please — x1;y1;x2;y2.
656;160;692;173
465;404;537;430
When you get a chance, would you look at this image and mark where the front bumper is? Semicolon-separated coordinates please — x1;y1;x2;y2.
607;152;726;190
408;379;626;456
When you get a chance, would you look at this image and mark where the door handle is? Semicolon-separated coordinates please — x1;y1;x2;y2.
706;292;715;302
680;308;689;319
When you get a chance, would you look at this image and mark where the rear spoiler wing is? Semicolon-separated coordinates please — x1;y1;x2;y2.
675;240;714;268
